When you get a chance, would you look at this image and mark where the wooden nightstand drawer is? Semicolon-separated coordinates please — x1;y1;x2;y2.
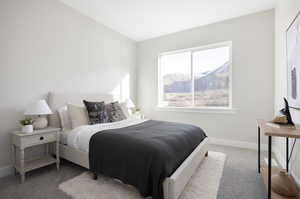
21;133;56;147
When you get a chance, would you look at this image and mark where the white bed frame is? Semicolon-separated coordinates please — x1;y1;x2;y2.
48;92;209;199
59;139;208;199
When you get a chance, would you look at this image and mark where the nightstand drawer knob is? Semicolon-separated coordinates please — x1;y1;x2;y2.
40;136;44;140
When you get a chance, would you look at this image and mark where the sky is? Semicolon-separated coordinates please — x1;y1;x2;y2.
161;46;230;75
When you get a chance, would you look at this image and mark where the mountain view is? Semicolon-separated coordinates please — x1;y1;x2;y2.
163;62;230;107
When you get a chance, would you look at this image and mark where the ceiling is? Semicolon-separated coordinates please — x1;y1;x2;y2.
60;0;275;41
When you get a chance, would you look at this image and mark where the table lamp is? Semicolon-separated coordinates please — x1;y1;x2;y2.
125;98;135;109
24;99;53;129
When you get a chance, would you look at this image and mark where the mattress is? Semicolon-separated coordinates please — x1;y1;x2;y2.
66;118;147;152
60;130;71;145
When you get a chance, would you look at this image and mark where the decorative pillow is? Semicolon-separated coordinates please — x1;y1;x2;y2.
67;104;89;128
83;100;109;124
58;106;72;130
106;101;127;122
120;102;132;118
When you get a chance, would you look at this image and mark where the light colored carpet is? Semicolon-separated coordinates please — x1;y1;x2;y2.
59;151;226;199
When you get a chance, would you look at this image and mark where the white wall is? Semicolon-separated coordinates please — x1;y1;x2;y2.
274;0;300;185
137;10;274;145
0;0;136;171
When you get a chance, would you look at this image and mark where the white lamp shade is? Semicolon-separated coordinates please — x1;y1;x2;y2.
125;98;135;109
24;100;53;115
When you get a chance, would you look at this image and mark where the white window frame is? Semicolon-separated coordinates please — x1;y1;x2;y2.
157;41;233;112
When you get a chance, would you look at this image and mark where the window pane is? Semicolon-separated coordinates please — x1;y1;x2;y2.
161;52;192;107
193;47;230;107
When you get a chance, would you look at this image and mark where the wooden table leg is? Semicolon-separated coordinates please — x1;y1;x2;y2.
268;136;272;199
56;137;60;171
20;148;25;183
258;126;261;173
11;144;16;175
286;137;289;173
93;172;98;180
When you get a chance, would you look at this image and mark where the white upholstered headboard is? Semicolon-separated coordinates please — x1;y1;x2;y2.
47;92;114;128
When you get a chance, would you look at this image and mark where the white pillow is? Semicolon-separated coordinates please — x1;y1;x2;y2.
58;106;72;130
119;102;131;118
67;104;89;129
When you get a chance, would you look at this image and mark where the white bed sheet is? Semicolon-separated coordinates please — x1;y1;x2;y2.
67;118;147;153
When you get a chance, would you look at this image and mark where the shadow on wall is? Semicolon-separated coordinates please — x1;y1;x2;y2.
111;74;131;102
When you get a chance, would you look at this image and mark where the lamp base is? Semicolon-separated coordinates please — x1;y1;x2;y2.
33;117;48;130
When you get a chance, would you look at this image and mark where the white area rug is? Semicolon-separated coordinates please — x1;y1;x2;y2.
59;151;226;199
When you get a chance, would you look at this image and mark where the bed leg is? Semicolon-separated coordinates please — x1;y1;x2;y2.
93;172;98;180
205;151;208;157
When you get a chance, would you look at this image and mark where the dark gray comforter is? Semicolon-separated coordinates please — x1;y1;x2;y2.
89;120;207;199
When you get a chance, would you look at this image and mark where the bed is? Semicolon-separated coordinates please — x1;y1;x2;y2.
48;92;209;199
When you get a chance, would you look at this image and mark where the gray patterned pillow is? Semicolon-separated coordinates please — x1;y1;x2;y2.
106;102;126;122
83;100;109;124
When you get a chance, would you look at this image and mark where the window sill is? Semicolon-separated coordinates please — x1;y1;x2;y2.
156;106;237;114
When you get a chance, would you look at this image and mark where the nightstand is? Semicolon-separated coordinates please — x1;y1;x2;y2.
11;127;60;183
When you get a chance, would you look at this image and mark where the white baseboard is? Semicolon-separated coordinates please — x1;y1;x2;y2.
0;138;269;179
210;138;300;187
0;165;13;178
209;137;268;151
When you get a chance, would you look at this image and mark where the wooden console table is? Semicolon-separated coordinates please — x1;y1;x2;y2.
257;119;300;199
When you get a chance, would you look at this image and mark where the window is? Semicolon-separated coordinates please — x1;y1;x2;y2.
158;42;232;109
